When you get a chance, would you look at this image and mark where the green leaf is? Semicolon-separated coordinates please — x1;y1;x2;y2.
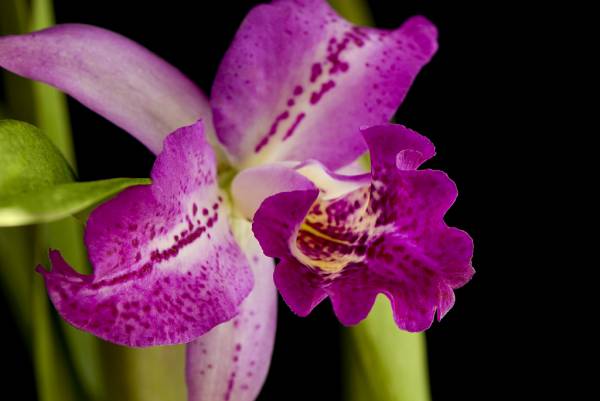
0;178;151;226
343;296;431;401
0;119;74;196
0;119;150;226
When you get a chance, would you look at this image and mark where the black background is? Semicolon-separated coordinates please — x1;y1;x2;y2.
1;1;536;400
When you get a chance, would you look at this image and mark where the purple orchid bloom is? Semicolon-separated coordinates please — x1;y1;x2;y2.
0;0;474;399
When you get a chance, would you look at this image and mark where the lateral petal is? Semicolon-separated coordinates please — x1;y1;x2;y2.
37;121;252;346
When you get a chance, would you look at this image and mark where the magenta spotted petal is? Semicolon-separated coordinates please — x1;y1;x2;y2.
36;121;253;347
252;124;474;331
212;0;437;169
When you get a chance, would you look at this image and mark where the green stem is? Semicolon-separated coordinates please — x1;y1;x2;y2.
1;0;105;399
343;297;431;401
99;344;187;401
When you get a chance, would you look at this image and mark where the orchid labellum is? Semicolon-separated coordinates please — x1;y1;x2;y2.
0;0;474;400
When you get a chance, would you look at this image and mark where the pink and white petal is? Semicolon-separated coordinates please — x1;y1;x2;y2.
0;24;211;155
335;156;370;175
186;219;276;401
231;164;315;220
294;159;370;200
231;160;369;220
36;121;253;347
212;0;438;169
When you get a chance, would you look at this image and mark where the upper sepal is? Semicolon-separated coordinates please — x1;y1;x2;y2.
212;0;438;169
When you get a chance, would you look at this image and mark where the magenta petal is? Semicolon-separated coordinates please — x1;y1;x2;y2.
437;285;456;321
36;121;253;347
362;125;458;227
212;0;438;169
326;265;378;325
361;123;435;171
252;187;330;316
361;234;471;332
186;223;276;401
252;188;319;258
0;24;211;154
273;258;327;317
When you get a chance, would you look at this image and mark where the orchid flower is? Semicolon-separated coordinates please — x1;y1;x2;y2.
243;125;474;331
0;0;474;399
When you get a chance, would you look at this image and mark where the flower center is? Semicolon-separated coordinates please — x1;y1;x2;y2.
291;187;377;274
